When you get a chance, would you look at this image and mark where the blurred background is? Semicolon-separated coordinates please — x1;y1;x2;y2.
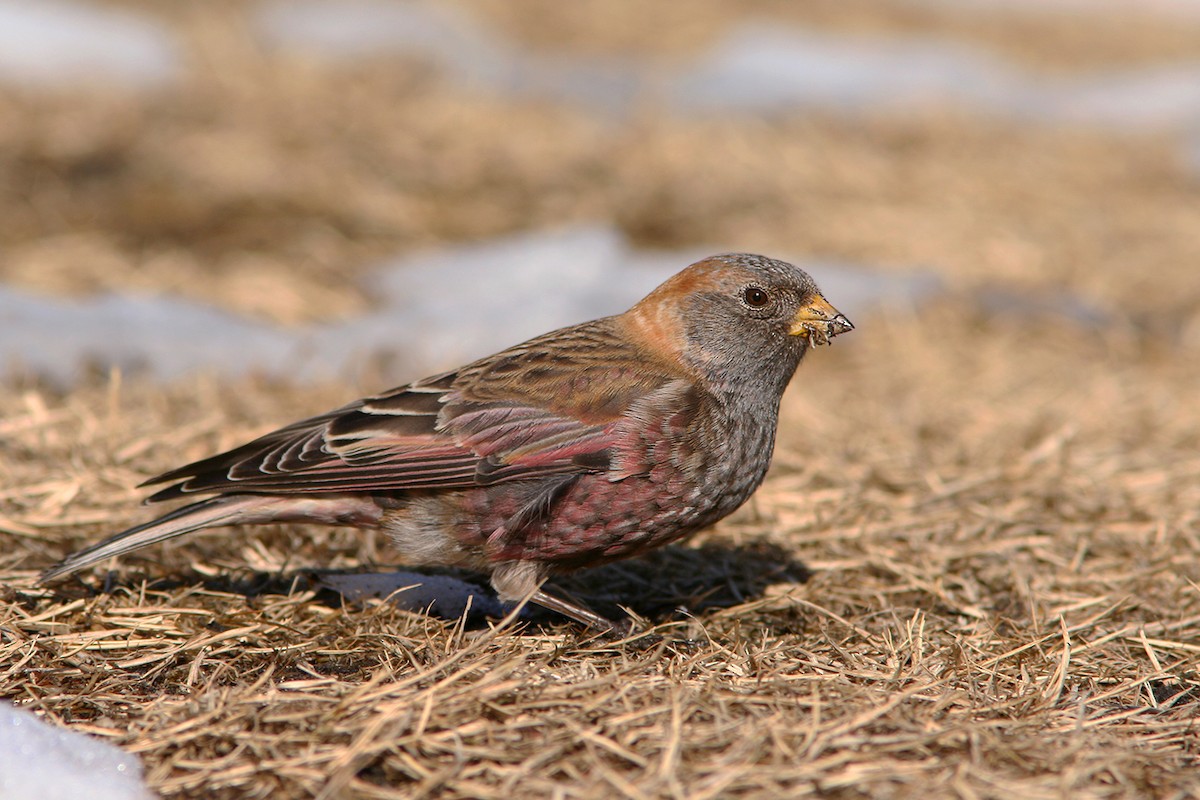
5;8;1200;795
2;0;1199;385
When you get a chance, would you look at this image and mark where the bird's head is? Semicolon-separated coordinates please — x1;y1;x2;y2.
623;253;853;396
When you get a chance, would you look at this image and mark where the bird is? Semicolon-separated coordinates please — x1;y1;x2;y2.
40;253;853;631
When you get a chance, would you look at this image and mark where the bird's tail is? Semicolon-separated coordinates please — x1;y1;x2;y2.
39;494;383;584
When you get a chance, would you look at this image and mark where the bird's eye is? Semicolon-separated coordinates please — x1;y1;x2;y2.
742;286;771;308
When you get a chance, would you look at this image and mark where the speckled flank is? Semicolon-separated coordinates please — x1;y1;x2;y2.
383;392;779;571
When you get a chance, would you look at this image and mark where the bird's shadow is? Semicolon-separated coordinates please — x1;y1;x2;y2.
162;544;816;633
546;540;811;626
99;541;811;632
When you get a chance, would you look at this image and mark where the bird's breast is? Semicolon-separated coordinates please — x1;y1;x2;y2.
473;399;781;568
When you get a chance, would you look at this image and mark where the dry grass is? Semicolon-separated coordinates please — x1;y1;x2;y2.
3;2;1200;798
4;305;1199;799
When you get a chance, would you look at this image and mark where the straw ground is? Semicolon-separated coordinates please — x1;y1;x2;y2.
4;297;1199;797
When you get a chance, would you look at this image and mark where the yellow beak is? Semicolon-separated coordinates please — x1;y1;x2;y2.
788;295;854;346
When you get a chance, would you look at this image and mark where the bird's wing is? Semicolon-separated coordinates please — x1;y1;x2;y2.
142;321;691;502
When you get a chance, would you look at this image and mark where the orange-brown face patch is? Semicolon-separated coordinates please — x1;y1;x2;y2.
619;258;732;367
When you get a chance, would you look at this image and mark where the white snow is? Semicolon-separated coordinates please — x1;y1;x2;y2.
256;2;1200;133
0;0;178;88
0;703;154;800
669;24;1200;131
0;225;942;384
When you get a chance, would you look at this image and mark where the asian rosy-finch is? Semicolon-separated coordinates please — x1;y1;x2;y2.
41;254;853;630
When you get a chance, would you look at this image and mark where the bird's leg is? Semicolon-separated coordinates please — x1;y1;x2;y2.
492;560;624;633
530;587;623;633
